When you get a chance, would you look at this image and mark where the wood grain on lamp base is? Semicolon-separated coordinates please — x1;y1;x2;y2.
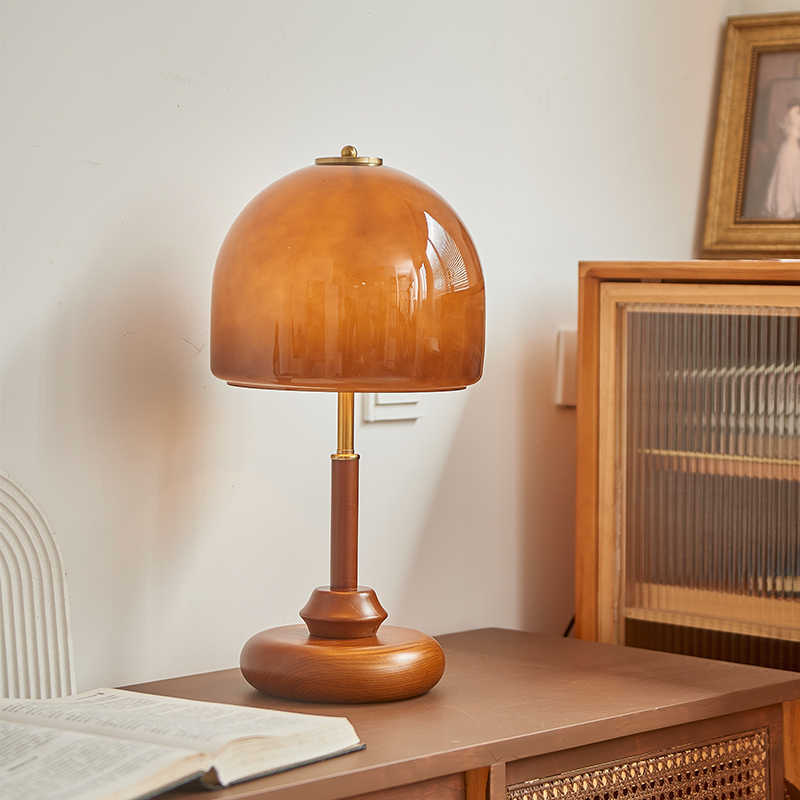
240;624;445;703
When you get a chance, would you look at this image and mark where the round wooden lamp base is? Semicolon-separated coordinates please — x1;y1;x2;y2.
240;624;445;703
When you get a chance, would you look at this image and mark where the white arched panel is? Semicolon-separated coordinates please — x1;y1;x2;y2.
0;474;74;698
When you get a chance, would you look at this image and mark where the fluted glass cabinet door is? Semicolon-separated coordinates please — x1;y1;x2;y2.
598;283;800;667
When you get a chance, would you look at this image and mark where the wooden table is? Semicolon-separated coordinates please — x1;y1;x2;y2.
127;628;800;800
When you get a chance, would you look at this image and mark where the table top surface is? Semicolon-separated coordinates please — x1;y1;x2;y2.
128;628;800;800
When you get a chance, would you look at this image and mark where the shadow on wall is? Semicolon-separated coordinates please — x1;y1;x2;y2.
1;227;214;680
391;382;504;633
692;18;728;256
394;334;576;635
518;339;575;634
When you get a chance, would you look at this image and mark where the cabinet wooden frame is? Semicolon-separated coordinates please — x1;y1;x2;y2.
575;259;800;786
598;281;800;643
576;259;800;640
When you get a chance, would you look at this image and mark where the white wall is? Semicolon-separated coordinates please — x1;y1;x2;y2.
739;1;800;12
0;0;749;689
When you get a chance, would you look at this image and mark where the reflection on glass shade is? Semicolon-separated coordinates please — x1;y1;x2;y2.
425;212;471;294
210;163;485;391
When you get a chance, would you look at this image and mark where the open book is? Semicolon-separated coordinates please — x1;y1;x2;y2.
0;688;363;800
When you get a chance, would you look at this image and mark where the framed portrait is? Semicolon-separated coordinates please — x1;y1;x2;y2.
704;13;800;256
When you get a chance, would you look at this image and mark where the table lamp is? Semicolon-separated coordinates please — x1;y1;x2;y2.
210;146;485;703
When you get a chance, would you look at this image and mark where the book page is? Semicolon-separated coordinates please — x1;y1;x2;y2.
0;718;203;800
0;689;356;755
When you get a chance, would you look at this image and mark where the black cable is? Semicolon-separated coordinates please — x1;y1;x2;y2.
563;615;575;638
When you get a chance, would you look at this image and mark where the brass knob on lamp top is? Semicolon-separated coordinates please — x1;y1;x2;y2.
314;145;383;166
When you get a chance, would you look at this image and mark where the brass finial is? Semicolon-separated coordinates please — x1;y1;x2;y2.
315;146;382;167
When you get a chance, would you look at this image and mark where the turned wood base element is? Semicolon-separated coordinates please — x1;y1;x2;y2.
300;586;387;638
240;623;445;703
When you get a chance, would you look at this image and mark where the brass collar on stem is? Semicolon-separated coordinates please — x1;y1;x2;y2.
334;391;357;459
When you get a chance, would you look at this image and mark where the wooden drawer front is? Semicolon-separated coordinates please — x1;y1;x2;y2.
507;728;769;800
351;772;466;799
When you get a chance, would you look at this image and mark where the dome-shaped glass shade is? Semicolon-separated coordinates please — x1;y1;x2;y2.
210;159;485;392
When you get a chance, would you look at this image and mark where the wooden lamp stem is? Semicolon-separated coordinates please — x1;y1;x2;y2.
331;392;358;591
298;392;387;639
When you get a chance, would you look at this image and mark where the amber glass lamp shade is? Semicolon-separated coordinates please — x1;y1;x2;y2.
210;157;485;391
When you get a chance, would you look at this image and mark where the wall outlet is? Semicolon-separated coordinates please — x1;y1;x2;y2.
554;328;577;407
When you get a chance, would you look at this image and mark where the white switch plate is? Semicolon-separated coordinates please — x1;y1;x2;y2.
363;392;421;422
374;392;419;406
554;328;577;407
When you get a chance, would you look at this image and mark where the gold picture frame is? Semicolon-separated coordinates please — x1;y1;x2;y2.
704;13;800;256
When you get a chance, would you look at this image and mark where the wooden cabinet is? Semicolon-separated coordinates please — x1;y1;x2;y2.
575;260;800;786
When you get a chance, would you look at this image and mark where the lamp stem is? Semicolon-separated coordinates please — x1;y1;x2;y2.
331;392;358;591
